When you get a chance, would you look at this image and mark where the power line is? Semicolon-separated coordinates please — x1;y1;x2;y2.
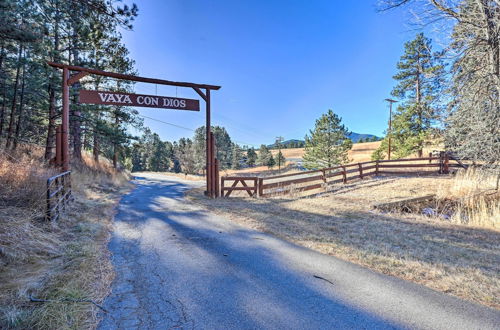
137;114;196;132
136;114;260;147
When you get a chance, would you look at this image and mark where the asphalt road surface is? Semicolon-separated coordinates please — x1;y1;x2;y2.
98;173;500;330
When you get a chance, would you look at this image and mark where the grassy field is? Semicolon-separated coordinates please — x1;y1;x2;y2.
186;170;500;309
0;145;131;329
221;141;382;177
271;141;382;162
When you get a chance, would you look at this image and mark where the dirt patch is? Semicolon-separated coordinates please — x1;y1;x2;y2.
186;175;500;309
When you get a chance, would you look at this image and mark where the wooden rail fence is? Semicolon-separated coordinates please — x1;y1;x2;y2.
221;153;466;198
46;171;72;221
221;176;258;197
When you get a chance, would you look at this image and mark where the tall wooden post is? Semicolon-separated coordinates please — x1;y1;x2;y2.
439;151;444;174
62;68;70;171
55;124;62;167
443;153;449;174
210;131;217;198
206;88;211;197
215;158;219;197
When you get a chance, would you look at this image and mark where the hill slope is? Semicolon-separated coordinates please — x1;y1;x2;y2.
268;133;380;148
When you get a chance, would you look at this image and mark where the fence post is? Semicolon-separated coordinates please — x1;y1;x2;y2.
61;175;66;211
429;152;432;164
342;166;347;184
254;178;258;197
439;151;444;174
67;172;72;202
375;160;379;176
358;163;363;179
55;177;60;219
443;153;449;174
56;125;62;167
258;178;263;197
214;159;219;198
221;177;225;198
46;179;51;221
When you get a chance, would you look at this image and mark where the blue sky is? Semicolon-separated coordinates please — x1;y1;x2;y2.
121;1;424;147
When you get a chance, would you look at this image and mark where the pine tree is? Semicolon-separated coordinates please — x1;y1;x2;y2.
374;33;445;159
276;150;286;169
193;125;234;170
267;154;276;169
257;144;272;166
246;147;257;167
231;144;243;169
303;109;352;169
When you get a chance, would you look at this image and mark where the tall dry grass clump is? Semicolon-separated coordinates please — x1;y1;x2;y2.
0;143;130;328
438;167;499;229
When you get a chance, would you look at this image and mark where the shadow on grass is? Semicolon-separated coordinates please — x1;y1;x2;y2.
196;183;500;280
100;174;405;329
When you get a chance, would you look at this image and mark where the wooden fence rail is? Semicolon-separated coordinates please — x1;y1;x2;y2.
221;176;258;197
46;171;72;221
221;153;466;198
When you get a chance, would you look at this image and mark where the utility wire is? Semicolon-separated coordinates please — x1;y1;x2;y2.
137;114;260;147
137;114;196;132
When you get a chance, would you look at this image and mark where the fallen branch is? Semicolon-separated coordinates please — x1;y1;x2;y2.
372;194;436;211
29;295;108;313
313;275;334;285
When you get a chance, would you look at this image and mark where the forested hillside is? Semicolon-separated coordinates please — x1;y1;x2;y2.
0;0;140;166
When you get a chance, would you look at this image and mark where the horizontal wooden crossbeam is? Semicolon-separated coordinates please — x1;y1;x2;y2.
48;62;221;90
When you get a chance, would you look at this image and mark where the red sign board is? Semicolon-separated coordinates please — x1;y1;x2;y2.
79;90;200;111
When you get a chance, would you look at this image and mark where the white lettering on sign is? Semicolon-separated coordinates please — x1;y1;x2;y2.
163;98;187;108
137;96;160;106
98;92;133;104
80;90;199;111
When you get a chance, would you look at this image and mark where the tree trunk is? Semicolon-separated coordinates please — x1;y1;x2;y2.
13;56;27;150
44;13;60;160
113;110;119;169
70;21;82;161
416;53;423;157
6;44;23;149
0;42;5;137
0;77;6;137
93;132;99;162
0;42;5;73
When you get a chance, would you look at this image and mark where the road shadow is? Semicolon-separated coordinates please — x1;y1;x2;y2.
100;175;406;329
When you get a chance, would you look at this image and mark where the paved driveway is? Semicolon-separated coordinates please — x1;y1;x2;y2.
98;173;500;329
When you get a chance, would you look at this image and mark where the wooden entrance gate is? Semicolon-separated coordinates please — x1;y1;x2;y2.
48;62;221;198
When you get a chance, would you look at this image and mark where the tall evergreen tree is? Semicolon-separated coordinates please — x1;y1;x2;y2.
267;154;276;169
231;144;243;169
257;144;272;166
193;125;234;170
303;109;352;169
246;147;257;167
276;150;286;169
374;33;445;159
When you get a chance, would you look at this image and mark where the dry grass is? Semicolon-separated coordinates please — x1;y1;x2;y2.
269;141;382;163
186;173;500;309
221;142;382;177
437;168;500;229
0;144;131;329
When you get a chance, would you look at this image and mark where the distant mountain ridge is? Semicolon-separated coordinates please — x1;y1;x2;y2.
347;132;379;143
267;133;380;149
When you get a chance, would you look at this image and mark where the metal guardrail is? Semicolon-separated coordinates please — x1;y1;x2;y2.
46;171;72;221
